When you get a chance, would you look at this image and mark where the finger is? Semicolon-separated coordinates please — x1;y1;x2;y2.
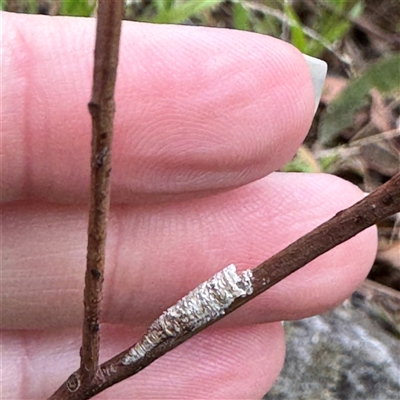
1;322;284;399
2;173;377;329
2;12;316;204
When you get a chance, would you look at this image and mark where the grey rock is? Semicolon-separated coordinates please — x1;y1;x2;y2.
265;296;400;400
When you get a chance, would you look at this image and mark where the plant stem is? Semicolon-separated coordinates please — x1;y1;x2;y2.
49;172;400;399
80;0;124;389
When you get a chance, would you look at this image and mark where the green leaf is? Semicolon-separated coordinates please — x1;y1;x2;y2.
319;153;340;172
282;146;321;173
60;0;96;17
19;0;39;13
150;0;224;24
325;0;347;12
319;54;400;146
232;2;251;32
349;1;364;18
154;0;174;13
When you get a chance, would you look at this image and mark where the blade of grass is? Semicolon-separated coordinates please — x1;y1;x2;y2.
282;2;307;53
319;54;400;146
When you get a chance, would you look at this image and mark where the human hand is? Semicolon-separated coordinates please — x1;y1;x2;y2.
2;12;377;399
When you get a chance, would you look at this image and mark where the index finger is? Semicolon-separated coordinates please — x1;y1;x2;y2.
2;12;320;204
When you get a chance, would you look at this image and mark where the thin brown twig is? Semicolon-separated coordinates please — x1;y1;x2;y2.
79;0;124;392
49;172;400;399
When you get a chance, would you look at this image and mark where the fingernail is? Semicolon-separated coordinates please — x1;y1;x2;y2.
302;54;327;113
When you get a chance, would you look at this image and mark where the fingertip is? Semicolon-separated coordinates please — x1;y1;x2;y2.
2;323;285;399
246;173;378;321
2;13;316;204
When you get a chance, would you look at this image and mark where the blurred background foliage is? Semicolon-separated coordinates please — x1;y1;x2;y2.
3;0;400;334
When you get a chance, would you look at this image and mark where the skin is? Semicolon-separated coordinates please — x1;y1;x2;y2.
1;12;377;400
